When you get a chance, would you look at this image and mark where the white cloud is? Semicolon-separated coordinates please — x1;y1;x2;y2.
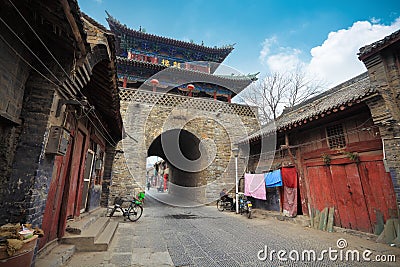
308;18;400;86
259;36;277;63
370;17;381;24
259;18;400;87
266;49;302;73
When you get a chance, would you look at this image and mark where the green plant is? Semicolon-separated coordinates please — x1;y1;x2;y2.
345;151;360;163
334;149;360;163
321;153;331;166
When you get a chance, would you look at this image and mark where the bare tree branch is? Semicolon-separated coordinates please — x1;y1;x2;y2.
239;66;326;124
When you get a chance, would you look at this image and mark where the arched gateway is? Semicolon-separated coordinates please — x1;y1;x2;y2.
106;14;260;205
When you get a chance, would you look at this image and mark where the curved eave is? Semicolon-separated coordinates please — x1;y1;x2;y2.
83;36;123;143
117;57;255;93
106;13;234;60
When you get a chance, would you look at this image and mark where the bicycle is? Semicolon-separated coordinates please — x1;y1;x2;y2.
107;196;143;222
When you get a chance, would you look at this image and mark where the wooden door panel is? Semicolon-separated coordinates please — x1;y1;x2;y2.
66;130;85;217
344;164;372;232
305;166;319;210
320;167;336;209
40;140;73;248
357;162;378;229
362;161;398;220
329;165;355;229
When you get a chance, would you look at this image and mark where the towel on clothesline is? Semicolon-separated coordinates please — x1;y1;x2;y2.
281;167;298;188
264;169;282;187
244;173;266;200
282;186;297;217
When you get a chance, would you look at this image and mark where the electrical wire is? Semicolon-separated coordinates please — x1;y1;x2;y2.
89;108;121;146
86;115;118;147
1;5;121;147
7;0;79;85
0;33;69;99
0;16;64;86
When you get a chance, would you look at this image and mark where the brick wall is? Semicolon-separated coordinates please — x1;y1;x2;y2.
362;48;400;209
0;75;57;226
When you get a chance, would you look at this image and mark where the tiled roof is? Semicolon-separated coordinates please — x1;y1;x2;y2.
106;12;234;58
240;72;375;143
358;29;400;60
117;57;258;93
81;12;109;32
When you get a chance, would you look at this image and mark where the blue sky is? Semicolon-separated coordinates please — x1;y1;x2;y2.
78;0;400;87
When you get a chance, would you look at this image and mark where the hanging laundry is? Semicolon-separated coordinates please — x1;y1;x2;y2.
264;169;282;187
282;186;297;217
281;167;297;188
244;173;266;200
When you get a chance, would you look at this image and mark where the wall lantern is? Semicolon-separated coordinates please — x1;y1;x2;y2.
187;84;195;97
150;79;159;92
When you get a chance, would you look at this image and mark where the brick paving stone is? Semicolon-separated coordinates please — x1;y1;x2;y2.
63;195;400;267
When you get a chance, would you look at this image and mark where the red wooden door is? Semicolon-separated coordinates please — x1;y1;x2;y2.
358;161;398;222
306;159;395;233
66;130;86;218
331;163;372;232
306;166;336;212
39;140;73;249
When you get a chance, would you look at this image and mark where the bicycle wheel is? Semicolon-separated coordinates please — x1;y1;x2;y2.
127;205;143;222
108;206;116;217
216;200;224;211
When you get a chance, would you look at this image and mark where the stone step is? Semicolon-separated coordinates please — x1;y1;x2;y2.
61;216;115;251
83;216;110;239
35;244;75;267
93;221;119;251
65;208;107;235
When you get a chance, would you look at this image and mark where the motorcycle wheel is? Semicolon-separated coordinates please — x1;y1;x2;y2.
247;209;252;219
217;200;224;211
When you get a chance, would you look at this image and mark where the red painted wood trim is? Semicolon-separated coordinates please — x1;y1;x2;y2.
302;139;382;160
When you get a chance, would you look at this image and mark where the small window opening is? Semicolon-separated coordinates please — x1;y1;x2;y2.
326;124;346;149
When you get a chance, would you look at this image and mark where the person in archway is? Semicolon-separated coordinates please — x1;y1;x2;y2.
220;188;234;210
163;164;169;192
158;162;164;192
147;180;151;191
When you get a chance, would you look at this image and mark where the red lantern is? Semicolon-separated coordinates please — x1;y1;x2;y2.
187;84;195;97
150;79;159;92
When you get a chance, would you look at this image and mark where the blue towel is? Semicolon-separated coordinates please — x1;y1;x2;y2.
265;169;283;187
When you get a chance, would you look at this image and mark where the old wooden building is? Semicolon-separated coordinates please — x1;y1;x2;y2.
0;0;122;250
239;30;400;234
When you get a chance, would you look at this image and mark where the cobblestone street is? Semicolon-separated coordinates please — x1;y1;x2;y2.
64;191;400;267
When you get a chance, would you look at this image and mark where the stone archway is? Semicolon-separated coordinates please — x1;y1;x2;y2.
148;129;202;188
111;88;259;205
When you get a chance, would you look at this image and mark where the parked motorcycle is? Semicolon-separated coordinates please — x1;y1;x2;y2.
216;198;233;211
238;193;252;219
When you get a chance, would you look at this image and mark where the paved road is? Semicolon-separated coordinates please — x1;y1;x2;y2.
65;194;400;266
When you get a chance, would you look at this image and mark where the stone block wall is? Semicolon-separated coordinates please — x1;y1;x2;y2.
110;89;259;204
363;50;400;209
